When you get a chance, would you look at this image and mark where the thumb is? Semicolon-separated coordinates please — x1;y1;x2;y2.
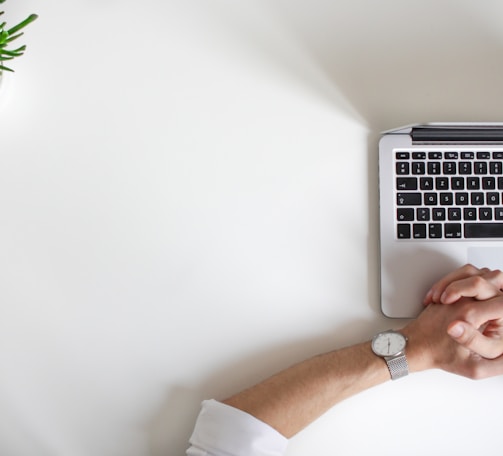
447;320;502;359
447;321;470;339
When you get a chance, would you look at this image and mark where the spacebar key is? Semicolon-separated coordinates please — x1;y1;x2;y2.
465;223;503;238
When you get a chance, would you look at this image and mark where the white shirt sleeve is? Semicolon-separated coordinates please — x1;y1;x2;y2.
186;399;289;456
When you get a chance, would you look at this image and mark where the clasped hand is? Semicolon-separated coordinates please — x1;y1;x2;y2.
404;264;503;379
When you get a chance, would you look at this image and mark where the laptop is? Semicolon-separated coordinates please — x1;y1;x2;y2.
379;123;503;318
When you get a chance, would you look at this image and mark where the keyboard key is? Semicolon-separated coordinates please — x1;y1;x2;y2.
448;208;461;220
445;152;458;159
465;223;503;238
429;223;442;238
445;223;462;238
499;177;503;189
451;177;464;190
420;177;434;190
397;224;411;239
490;161;503;174
412;152;426;159
424;193;437;205
397;193;422;205
436;177;449;190
428;152;442;159
461;152;475;159
433;208;446;220
413;224;427;238
467;177;480;189
417;208;430;221
495;208;503;220
475;162;488;174
428;162;441;174
479;208;493;220
487;192;500;205
397;208;414;221
396;162;409;175
482;177;496;189
459;162;472;174
440;192;453;205
464;207;477;220
455;192;469;205
443;162;456;174
493;152;503;159
396;177;418;190
471;192;484;205
477;151;491;159
412;162;425;174
396;152;410;159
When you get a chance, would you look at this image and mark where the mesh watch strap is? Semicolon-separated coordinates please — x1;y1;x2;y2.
386;354;409;380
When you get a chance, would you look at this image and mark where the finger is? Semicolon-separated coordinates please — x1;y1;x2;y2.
424;264;485;305
482;269;503;292
447;320;503;359
458;296;503;328
439;274;502;304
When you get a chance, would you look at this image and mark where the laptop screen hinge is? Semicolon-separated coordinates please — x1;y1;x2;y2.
411;126;503;145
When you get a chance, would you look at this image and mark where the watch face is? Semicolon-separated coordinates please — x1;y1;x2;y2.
372;331;406;357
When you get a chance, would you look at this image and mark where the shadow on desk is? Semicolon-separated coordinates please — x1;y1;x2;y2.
265;0;503;130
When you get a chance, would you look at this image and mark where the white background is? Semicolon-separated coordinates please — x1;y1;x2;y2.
2;1;503;455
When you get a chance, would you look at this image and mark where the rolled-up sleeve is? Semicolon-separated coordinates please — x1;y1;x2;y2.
186;399;288;456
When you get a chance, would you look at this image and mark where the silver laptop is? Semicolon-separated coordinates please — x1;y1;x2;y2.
379;123;503;318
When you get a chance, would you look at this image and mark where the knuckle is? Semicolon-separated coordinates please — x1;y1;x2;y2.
471;275;487;288
460;304;477;322
463;263;479;274
485;269;501;279
487;268;503;285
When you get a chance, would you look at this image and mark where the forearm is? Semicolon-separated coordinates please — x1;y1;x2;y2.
223;341;390;438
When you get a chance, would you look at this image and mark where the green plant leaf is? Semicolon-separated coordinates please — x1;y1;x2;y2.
0;5;37;72
6;32;24;43
0;48;24;57
7;14;38;35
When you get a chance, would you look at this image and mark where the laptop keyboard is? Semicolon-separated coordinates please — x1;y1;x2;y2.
395;149;503;239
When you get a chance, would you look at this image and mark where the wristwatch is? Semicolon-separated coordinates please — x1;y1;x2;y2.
371;330;409;380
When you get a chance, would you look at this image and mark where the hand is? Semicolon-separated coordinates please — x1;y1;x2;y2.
423;263;503;305
421;264;503;362
402;299;503;379
445;296;503;360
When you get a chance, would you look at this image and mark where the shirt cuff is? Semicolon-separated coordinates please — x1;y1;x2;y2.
187;399;288;456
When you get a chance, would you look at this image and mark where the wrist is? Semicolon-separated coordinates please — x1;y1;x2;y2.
400;324;435;373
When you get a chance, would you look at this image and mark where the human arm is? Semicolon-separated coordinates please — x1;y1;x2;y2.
222;299;500;439
188;340;394;455
223;339;390;439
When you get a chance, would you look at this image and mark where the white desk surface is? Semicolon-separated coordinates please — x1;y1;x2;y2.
2;1;503;455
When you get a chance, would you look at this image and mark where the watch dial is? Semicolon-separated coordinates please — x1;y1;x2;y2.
372;332;406;356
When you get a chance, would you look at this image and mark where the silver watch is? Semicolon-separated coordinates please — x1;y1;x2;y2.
371;330;409;380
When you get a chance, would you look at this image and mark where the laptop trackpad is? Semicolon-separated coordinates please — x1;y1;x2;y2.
467;247;503;270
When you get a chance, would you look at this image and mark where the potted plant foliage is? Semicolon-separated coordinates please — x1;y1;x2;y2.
0;0;37;74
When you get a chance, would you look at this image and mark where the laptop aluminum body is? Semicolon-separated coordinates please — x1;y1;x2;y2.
379;123;503;318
